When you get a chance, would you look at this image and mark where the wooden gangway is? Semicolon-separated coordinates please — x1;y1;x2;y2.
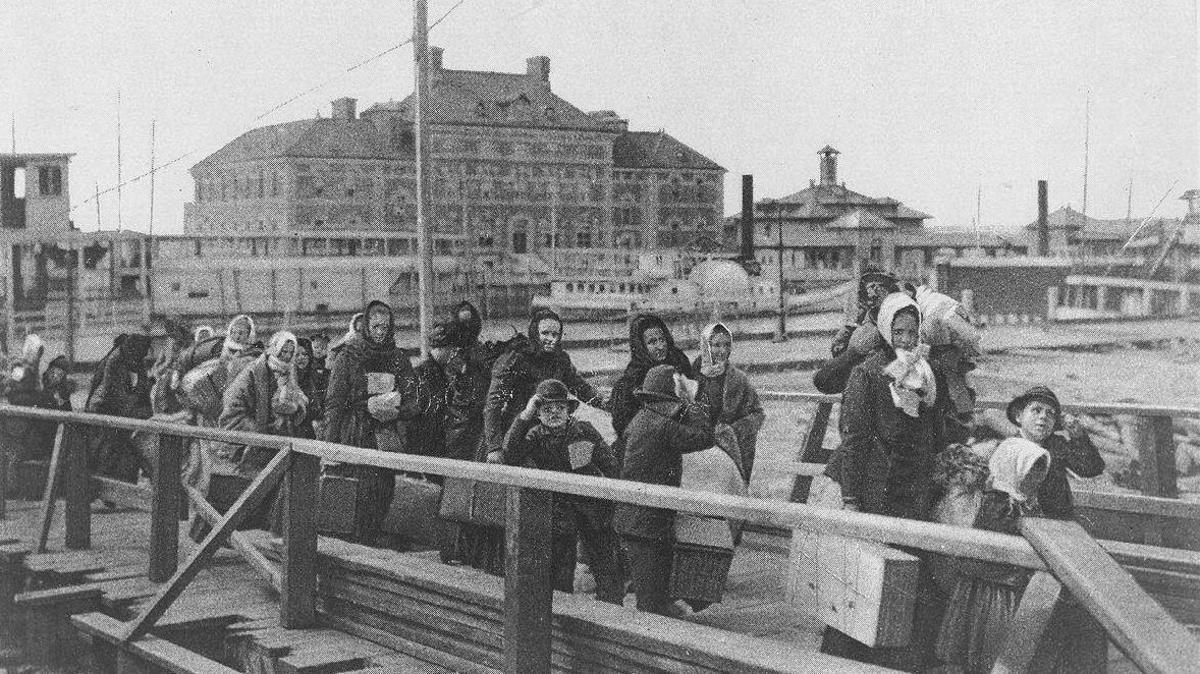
0;398;1198;673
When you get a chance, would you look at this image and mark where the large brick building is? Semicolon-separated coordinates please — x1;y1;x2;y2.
184;49;725;261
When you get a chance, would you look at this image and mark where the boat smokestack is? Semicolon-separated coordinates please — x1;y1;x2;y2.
741;174;754;261
1037;180;1049;256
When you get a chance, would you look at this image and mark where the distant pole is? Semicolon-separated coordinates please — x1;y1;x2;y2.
774;202;787;341
1037;180;1049;256
9;114;13;153
1082;92;1090;223
65;241;76;365
550;184;558;271
413;0;433;358
143;121;156;324
974;183;982;249
740;175;754;260
116;89;123;232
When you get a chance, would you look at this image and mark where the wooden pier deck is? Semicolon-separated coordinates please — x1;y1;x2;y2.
1;493;1176;673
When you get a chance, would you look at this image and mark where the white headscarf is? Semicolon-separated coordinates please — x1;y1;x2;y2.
699;322;732;377
330;312;363;352
223;314;257;354
266;331;298;375
988;437;1051;504
193;325;216;343
877;292;937;417
21;333;45;366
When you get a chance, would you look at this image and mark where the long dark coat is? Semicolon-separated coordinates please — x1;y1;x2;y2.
219;356;307;474
823;351;945;520
691;357;765;479
612;400;713;541
1035;432;1104;520
85;335;153;483
408;357;487;461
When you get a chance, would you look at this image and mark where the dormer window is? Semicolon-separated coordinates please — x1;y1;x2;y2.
544;106;556;120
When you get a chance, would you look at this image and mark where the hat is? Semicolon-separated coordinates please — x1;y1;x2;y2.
427;321;460;349
634;364;680;403
1006;385;1061;425
46;355;71;373
533;379;579;413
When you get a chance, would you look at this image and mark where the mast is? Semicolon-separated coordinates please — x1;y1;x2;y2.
413;0;433;358
116;89;123;232
975;182;982;248
1080;92;1090;263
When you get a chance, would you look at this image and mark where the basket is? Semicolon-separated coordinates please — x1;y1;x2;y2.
670;543;734;604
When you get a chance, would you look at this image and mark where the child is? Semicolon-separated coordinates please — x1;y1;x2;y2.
1005;386;1104;520
503;378;625;604
935;437;1050;673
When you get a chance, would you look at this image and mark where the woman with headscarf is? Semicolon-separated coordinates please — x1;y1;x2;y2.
409;321;487;463
292;337;321;440
452;300;486;367
691;323;764;483
482;308;604;461
323;300;419;546
814;270;899;394
1;335;48;464
85;333;154;484
609;314;694;451
816;291;947;670
934;438;1050;673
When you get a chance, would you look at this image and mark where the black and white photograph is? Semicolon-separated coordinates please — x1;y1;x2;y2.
0;2;1197;672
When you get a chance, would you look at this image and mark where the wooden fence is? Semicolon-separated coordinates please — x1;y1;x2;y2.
0;401;1198;674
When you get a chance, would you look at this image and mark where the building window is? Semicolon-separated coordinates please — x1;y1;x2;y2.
38;167;62;195
272;173;280;196
512;231;527;254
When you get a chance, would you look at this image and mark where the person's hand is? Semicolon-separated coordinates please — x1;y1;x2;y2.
520;394;540;420
1061;413;1084;439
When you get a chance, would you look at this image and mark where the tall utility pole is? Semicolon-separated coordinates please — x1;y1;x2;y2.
974;183;982;249
142;120;156;325
413;0;434;359
773;201;787;342
116;90;123;232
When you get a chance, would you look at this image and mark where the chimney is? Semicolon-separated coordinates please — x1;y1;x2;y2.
818;145;840;186
526;56;551;84
430;46;444;71
741;175;755;260
331;97;357;120
1037;180;1050;256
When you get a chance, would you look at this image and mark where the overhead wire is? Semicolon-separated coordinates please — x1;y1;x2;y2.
72;0;468;214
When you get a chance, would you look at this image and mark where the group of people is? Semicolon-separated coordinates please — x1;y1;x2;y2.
0;273;1111;672
811;269;1106;673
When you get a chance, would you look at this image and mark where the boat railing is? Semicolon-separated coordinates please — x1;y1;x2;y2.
0;402;1196;673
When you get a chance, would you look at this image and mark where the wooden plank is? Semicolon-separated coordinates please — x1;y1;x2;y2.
73;611;242;674
63;425;91;550
503;487;553;674
94;476;153;510
1074;490;1200;520
281;450;318;628
33;424;68;552
185;486;280;591
789;400;832;503
121;448;292;642
149;434;185;582
1020;517;1200;674
990;571;1062;674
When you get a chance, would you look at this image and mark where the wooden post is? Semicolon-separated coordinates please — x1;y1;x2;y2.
1045;286;1058;323
35;424;69;552
186;485;280;591
281;450;318;627
0;451;8;519
122;448;292;642
503;486;553;674
1121;414;1177;499
63;425;91;550
789;401;833;503
148;435;184;582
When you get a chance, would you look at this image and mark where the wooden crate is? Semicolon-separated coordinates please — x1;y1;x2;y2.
786;529;918;647
671;514;735;603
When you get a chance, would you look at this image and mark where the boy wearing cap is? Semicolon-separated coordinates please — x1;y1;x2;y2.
503;379;625;604
1006;385;1105;520
612;364;715;616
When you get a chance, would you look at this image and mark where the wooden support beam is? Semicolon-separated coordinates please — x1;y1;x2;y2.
1020;517;1200;674
990;571;1062;674
121;447;292;642
64;425;91;550
503;486;554;674
34;424;68;552
789;400;832;503
280;450;318;627
148;435;184;582
184;486;279;592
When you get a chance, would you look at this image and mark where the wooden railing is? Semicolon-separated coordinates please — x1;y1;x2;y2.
1;402;1198;674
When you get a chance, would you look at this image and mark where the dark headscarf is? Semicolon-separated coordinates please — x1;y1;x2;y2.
359;300;395;349
453;300;483;345
427;320;460;349
526;308;563;356
117;334;152;371
856;268;900;324
627;313;694;379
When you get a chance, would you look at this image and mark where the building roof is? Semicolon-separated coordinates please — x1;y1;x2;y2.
612;131;724;171
826;209;895;230
193;118;411;169
1021;205;1174;242
362;66;605;132
749;183;930;222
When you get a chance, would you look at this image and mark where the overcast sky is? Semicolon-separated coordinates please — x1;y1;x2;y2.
3;1;1195;234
